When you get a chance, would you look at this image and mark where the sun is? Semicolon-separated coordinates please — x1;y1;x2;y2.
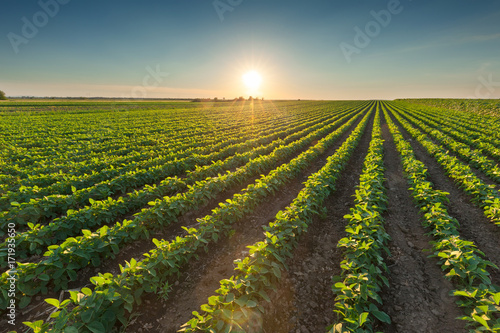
242;71;262;91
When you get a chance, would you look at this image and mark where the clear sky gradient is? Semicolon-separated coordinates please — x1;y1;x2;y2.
1;0;499;100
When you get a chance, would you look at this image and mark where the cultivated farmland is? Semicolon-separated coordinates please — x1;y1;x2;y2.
1;99;500;333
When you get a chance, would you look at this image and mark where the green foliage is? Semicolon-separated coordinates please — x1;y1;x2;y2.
389;102;500;227
180;102;374;333
402;99;500;117
0;103;366;315
384;103;500;332
5;99;500;333
12;102;371;331
330;106;391;332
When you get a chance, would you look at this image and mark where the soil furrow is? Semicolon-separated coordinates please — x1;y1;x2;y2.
387;110;500;286
395;108;498;188
257;112;375;333
378;113;466;333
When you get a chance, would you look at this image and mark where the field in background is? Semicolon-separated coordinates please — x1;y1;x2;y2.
1;99;500;333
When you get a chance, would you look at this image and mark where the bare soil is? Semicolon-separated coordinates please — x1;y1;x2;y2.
390;111;500;286
259;113;375;333
378;113;466;333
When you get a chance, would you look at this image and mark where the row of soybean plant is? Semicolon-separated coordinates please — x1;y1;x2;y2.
0;103;317;226
2;104;368;320
23;104;372;333
0;103;360;264
179;104;374;332
384;103;500;332
385;103;500;228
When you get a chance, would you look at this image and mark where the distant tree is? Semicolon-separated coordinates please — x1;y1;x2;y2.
0;90;6;100
237;96;245;101
214;97;218;101
248;96;253;101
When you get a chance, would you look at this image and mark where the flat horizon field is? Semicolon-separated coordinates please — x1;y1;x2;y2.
0;99;500;333
1;1;500;332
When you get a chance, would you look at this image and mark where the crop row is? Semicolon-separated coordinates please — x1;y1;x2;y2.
1;104;369;315
408;102;500;139
2;106;316;190
20;103;373;332
1;101;325;170
1;103;233;157
1;102;324;195
1;111;213;185
0;103;354;232
402;98;500;120
179;105;373;332
330;106;391;332
0;105;324;212
384;104;500;331
0;105;361;264
393;106;500;184
400;104;500;159
384;103;500;228
4;114;218;178
0;101;315;198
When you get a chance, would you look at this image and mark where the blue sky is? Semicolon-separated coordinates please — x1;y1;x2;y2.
1;0;499;99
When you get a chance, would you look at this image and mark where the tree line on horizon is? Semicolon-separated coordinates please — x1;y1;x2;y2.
192;96;264;102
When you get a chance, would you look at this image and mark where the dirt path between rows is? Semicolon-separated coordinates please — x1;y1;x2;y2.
378;112;466;333
395;109;499;188
123;111;371;332
257;113;375;333
389;110;500;287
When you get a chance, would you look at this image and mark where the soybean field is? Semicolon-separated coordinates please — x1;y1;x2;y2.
1;99;500;333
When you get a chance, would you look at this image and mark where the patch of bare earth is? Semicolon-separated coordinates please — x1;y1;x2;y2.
390;111;500;287
258;113;374;333
378;112;466;333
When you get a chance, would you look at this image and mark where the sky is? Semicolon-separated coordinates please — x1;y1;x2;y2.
1;0;499;100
